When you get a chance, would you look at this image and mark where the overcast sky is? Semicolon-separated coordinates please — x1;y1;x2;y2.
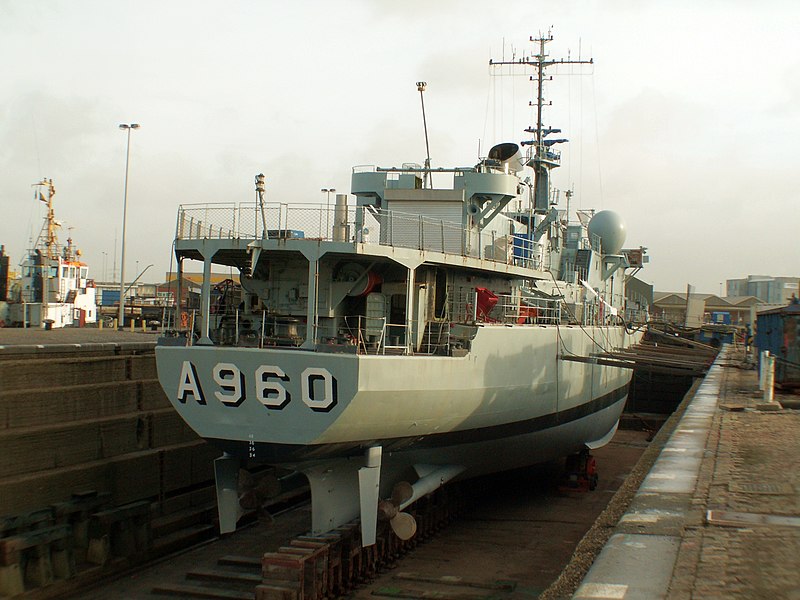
1;0;797;294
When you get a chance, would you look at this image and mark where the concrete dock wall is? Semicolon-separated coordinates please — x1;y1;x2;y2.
0;344;218;516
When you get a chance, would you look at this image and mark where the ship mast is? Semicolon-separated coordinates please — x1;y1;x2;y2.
489;32;592;214
33;178;58;320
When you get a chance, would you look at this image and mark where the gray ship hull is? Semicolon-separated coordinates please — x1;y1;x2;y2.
156;324;636;469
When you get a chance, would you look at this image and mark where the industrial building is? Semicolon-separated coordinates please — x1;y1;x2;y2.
727;275;799;305
652;292;763;326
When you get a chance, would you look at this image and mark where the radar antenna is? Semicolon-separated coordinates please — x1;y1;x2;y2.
490;32;593;214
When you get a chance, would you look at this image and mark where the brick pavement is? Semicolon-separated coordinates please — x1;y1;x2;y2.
667;353;800;599
574;347;800;599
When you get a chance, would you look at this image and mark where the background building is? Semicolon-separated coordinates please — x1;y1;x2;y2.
652;292;763;326
727;275;799;305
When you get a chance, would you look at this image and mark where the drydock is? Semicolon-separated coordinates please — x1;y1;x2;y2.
1;332;797;599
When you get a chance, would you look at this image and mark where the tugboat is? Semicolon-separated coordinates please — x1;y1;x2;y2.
155;34;648;546
7;179;98;328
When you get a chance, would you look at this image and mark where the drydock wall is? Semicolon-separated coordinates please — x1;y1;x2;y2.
0;344;219;516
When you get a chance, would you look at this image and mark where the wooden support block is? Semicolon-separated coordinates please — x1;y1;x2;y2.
52;490;111;563
287;541;329;598
261;551;306;597
89;500;151;560
296;534;342;594
0;563;24;596
0;523;74;590
0;524;71;567
152;582;255;599
24;546;54;588
255;582;300;600
86;535;109;566
51;547;75;579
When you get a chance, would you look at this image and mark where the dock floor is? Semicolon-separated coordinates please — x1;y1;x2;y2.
573;346;800;599
0;327;159;349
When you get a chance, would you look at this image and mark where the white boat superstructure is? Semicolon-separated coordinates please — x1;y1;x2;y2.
8;179;97;328
155;35;649;546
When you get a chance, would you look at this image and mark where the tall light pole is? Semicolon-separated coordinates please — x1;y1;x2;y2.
321;188;335;239
118;123;140;327
416;82;431;189
101;251;107;281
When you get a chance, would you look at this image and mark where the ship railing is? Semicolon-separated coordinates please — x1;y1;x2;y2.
176;202;542;270
316;315;411;355
496;293;562;325
581;300;613;327
624;308;649;325
578;233;603;253
448;290;562;326
198;310;414;355
337;315;410;355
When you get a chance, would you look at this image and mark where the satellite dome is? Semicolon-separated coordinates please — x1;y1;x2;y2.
587;210;626;255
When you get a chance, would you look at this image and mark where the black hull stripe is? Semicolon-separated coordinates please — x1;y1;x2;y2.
209;383;630;463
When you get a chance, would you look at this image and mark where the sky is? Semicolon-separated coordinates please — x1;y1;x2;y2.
1;0;797;294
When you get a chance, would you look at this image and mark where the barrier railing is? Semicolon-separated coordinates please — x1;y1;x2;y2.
175;202;545;269
200;310;413;355
448;289;562;326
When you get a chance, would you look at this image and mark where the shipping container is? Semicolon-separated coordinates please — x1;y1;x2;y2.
755;299;800;388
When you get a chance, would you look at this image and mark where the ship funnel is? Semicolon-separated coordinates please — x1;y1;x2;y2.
333;194;350;242
488;142;524;173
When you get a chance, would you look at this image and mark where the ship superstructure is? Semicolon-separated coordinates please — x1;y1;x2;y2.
8;179;98;328
155;35;648;546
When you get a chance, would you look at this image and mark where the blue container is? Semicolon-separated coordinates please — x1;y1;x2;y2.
99;289;120;306
755;299;800;387
512;233;534;259
710;311;731;325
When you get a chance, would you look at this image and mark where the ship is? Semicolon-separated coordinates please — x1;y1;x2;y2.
6;179;98;328
155;35;649;546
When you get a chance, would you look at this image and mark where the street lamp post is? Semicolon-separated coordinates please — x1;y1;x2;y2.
118;123;140;328
321;188;335;239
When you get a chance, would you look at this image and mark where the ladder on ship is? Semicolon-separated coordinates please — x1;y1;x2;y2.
420;321;449;355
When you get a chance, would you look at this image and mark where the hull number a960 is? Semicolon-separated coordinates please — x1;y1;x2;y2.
176;361;338;412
